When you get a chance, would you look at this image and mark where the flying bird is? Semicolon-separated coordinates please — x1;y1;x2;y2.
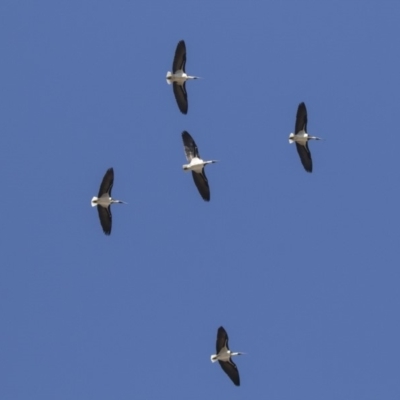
210;326;244;386
91;168;126;235
166;40;199;114
181;131;217;201
289;102;322;172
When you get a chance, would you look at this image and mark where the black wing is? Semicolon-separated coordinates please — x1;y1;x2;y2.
295;102;307;134
173;82;188;114
216;326;229;353
192;170;210;201
218;359;240;386
296;142;312;173
97;206;112;235
182;131;199;161
172;40;186;73
98;168;114;197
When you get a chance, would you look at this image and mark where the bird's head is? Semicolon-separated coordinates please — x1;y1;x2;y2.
91;196;98;207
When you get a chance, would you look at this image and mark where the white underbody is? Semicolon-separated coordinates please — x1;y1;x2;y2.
289;130;309;145
166;69;198;84
91;195;125;207
211;347;240;363
289;130;321;144
183;157;212;173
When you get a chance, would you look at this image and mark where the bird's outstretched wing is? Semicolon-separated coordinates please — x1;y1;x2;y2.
97;206;112;235
173;82;188;114
296;142;312;172
216;326;229;353
218;359;240;386
182;131;199;161
295;102;308;134
192;170;210;201
98;168;114;197
172;40;186;73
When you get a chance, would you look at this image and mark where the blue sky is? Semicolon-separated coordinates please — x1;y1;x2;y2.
1;1;400;399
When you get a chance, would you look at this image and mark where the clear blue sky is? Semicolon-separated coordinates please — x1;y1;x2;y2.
1;1;399;399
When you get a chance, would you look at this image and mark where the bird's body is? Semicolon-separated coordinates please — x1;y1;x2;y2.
166;70;198;83
288;130;310;145
166;40;199;114
183;157;215;173
210;326;244;387
181;131;217;201
211;348;241;363
91;195;121;208
289;102;322;172
91;168;126;235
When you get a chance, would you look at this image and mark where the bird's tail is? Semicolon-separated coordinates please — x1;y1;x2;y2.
166;71;172;84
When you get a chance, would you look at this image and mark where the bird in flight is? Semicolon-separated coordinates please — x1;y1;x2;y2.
91;168;126;235
210;326;244;386
166;40;199;114
181;131;217;201
289;102;322;172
